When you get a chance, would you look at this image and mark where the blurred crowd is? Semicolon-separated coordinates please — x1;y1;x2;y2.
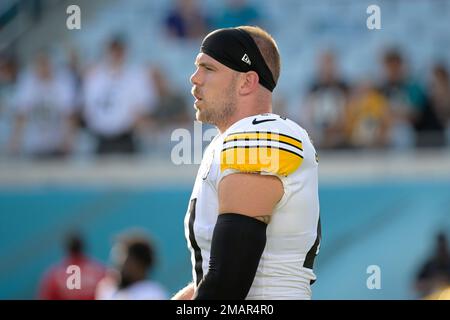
38;230;168;300
0;36;192;159
1;0;450;160
300;50;450;150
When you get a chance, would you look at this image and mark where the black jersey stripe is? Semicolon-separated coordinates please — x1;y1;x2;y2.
226;131;303;144
222;138;304;152
188;198;203;286
303;216;321;284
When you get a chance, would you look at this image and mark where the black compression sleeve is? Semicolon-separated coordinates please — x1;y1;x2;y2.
194;213;267;300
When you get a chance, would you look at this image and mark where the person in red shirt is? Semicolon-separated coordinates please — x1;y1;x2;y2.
38;232;106;300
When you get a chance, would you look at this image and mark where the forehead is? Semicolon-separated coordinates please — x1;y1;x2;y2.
195;52;223;68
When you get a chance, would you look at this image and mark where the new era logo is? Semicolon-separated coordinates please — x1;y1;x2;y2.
242;54;251;65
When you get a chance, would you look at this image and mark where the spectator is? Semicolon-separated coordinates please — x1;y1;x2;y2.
96;232;168;300
415;232;450;299
137;66;191;152
301;50;349;149
66;48;83;103
0;53;19;154
422;63;450;147
150;67;190;130
38;232;106;300
82;36;154;155
65;48;85;135
378;49;427;149
214;0;261;29
345;79;391;148
9;51;77;158
165;0;209;40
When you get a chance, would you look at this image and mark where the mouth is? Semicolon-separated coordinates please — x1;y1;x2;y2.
191;88;203;103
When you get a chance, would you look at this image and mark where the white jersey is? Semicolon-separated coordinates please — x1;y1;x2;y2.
14;68;76;154
184;113;321;300
83;64;154;137
96;279;168;300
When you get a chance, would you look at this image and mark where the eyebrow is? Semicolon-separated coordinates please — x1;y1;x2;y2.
195;61;217;70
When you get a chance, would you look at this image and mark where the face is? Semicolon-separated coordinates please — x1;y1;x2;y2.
319;52;336;82
35;55;52;80
108;44;126;66
190;53;239;128
384;58;403;82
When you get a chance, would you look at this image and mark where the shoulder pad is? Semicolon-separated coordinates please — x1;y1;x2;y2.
220;115;304;176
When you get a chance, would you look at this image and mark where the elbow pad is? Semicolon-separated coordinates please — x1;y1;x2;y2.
194;213;267;300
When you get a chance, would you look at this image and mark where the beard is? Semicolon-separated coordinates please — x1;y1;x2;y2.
196;77;238;127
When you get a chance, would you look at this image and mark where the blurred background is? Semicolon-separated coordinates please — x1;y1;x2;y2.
0;0;450;300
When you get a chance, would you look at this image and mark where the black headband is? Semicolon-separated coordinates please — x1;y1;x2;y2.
200;27;277;92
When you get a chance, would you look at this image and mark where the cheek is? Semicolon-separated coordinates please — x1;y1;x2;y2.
202;76;216;100
203;74;232;102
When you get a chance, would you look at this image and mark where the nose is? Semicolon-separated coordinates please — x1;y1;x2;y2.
190;68;201;86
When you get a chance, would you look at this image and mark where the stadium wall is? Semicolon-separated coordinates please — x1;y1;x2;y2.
0;150;449;299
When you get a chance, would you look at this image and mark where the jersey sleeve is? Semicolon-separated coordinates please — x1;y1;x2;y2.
219;119;304;179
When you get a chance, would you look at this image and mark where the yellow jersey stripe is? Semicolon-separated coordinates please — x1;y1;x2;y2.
220;146;303;176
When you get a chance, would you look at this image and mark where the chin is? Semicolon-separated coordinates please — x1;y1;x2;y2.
195;110;203;122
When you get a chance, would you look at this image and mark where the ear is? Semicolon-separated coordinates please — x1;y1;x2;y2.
239;71;259;95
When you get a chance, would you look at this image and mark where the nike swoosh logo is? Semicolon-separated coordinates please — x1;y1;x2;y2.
252;118;276;125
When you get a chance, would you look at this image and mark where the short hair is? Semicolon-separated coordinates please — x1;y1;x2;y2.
108;34;127;51
433;63;449;82
127;240;154;270
238;26;281;84
116;233;155;270
65;232;84;255
383;49;403;65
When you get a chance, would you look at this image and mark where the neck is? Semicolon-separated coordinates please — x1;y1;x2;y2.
217;94;272;133
67;253;84;262
119;272;146;289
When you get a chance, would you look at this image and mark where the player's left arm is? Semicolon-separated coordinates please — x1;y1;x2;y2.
218;173;283;223
193;173;283;300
